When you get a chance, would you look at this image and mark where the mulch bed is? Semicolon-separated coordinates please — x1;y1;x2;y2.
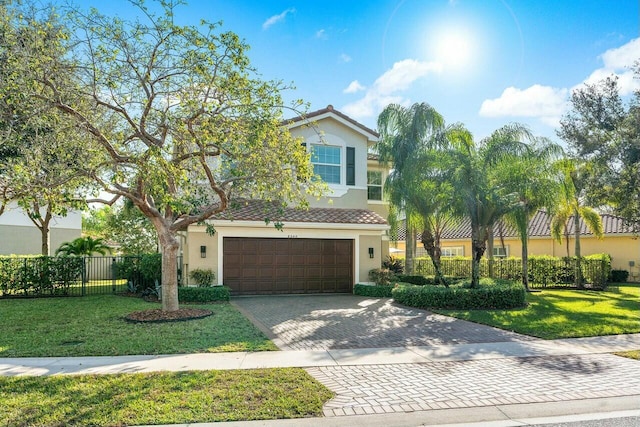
125;308;213;323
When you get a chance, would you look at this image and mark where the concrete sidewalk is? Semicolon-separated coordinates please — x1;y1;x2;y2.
1;333;638;376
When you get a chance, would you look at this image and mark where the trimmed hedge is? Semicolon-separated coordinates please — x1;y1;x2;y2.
354;283;394;297
178;286;230;302
394;275;434;286
413;254;611;288
0;256;83;296
392;278;526;310
610;269;629;283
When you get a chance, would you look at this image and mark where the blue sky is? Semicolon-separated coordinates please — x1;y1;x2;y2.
79;0;638;142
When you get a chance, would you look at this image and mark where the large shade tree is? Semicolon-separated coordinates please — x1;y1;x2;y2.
558;66;640;230
1;1;322;311
376;102;445;275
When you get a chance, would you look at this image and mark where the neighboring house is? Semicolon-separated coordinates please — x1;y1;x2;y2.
393;211;640;280
184;105;390;294
0;202;82;255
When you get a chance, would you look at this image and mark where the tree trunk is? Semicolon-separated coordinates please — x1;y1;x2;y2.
159;230;180;312
421;229;447;287
40;211;52;256
573;210;584;289
486;224;495;278
470;227;485;288
405;222;415;275
521;236;530;291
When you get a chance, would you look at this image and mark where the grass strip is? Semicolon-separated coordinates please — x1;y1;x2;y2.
0;368;334;426
0;295;277;357
433;284;639;339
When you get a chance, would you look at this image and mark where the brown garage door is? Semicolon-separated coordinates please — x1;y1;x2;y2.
223;237;354;295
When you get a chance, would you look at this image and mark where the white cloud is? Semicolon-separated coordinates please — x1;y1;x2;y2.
479;85;568;125
315;29;327;39
262;8;295;30
581;37;640;95
342;59;442;119
343;80;365;94
340;53;352;63
478;37;640;127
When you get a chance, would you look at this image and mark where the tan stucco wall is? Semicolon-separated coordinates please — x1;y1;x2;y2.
359;234;383;283
184;231;219;286
0;225;80;255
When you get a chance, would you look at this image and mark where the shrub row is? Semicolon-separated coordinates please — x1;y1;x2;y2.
609;269;629;283
178;286;230;302
413;254;611;288
113;254;162;292
354;283;394;297
0;256;83;296
391;278;526;310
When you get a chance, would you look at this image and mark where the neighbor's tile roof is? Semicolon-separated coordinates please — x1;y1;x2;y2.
394;210;635;241
212;199;387;225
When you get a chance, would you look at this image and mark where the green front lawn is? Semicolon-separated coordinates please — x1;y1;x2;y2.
434;284;640;339
0;295;277;357
0;368;333;426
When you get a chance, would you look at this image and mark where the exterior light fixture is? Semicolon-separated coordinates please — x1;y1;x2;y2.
200;245;207;258
369;247;374;259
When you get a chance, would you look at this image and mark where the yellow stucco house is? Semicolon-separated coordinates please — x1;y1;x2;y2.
182;105;390;294
395;210;639;281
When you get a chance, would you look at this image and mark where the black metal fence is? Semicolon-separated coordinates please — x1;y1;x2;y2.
413;256;611;289
0;255;183;298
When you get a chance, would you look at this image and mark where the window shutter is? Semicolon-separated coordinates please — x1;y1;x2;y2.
346;147;355;185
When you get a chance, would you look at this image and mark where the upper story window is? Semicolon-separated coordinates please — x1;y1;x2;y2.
367;170;382;200
311;144;341;184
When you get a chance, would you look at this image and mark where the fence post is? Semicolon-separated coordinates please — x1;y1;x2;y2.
81;257;87;296
112;257;117;293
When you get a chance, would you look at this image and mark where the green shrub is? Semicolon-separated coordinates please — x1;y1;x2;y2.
394;275;434;286
188;268;216;287
583;253;611;288
140;253;161;284
382;256;404;274
354;283;394;297
0;256;83;296
178;286;230;302
610;269;629;283
392;278;526;310
368;268;394;286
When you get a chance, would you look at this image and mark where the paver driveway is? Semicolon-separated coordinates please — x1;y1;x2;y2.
232;294;534;350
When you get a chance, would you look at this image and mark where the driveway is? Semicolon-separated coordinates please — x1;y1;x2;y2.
232;294;534;350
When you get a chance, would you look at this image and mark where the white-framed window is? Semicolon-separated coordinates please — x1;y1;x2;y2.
367;170;382;200
493;246;509;258
311;144;341;184
442;246;464;257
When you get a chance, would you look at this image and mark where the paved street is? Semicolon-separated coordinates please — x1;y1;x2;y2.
233;294;535;350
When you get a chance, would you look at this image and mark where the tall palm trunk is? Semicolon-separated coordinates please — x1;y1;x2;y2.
470;226;485;288
421;228;447;287
573;210;584;289
521;236;530;291
486;224;495;278
405;222;415;275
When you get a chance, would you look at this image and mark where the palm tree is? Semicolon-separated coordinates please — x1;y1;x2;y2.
551;160;603;288
376;102;444;275
55;236;111;256
441;123;533;288
498;138;564;290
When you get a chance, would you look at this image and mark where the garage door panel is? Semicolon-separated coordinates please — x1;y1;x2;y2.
223;237;353;295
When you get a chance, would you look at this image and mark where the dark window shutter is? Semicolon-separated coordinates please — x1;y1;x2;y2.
346;147;355;185
301;142;307;148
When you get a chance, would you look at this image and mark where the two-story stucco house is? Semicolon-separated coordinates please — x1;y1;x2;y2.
183;105;390;294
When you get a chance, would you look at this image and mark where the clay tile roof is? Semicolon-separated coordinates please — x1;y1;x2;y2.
395;210;636;241
286;105;379;138
212;199;387;225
